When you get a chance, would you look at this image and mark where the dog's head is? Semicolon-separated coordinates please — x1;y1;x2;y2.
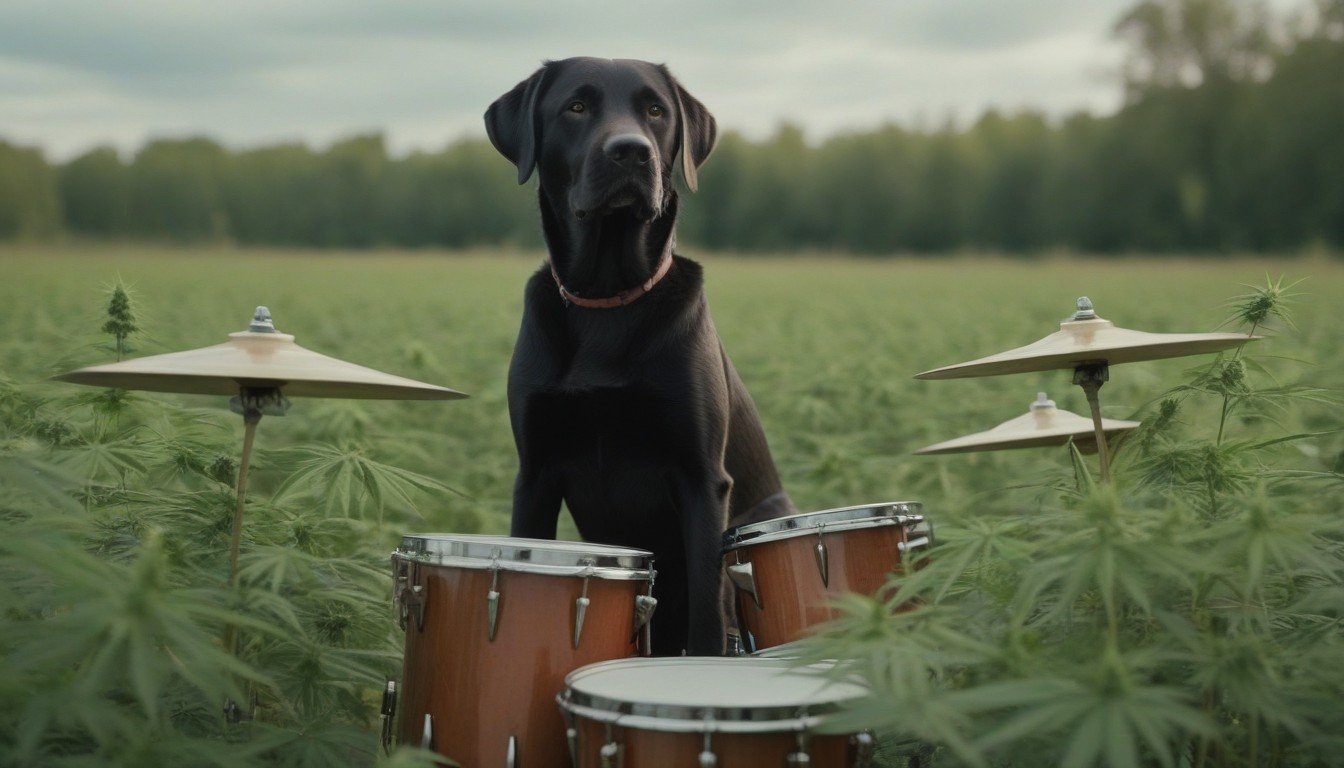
485;57;717;222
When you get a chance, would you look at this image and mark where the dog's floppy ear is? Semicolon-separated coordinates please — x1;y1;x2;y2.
484;63;552;185
661;67;717;193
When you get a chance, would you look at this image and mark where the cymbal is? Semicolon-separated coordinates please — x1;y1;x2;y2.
54;307;466;401
914;392;1140;455
915;297;1258;380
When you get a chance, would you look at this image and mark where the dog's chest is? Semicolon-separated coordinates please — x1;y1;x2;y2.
526;387;681;534
551;316;651;391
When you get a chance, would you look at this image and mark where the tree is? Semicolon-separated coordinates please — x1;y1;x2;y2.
0;141;61;239
1115;0;1278;98
60;147;129;237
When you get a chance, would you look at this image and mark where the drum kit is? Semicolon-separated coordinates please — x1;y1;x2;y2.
54;297;1258;766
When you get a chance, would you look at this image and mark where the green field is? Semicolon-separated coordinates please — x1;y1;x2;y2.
5;245;1343;533
5;245;1344;767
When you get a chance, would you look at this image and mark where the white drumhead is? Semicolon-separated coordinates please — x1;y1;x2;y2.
566;657;866;713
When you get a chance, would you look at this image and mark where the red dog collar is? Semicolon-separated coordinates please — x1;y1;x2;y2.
549;248;674;309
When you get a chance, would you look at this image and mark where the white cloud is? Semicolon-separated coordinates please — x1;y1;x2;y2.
0;0;1227;160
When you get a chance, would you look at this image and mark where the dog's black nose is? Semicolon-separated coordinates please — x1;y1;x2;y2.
604;134;652;168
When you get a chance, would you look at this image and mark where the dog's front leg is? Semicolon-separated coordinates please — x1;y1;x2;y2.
675;468;732;655
510;462;562;539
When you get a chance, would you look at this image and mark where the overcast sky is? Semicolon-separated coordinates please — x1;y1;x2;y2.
0;0;1288;161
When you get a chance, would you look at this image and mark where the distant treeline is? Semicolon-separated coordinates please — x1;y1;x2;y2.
1;0;1340;254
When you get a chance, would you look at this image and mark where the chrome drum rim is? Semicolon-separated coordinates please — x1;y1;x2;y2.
722;501;926;552
393;534;654;580
558;657;866;733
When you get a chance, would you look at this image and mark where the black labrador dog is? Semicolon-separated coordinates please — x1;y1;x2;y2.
485;57;794;656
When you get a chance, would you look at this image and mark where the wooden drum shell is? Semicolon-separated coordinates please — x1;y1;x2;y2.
396;561;643;767
726;519;923;651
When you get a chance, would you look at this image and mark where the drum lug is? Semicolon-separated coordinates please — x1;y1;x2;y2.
506;735;518;768
699;731;718;767
851;731;875;768
573;574;591;649
487;559;502;641
394;559;425;632
392;557;405;623
601;723;623;768
786;731;812;766
726;560;762;610
379;679;397;755
814;529;829;588
632;592;658;656
406;585;425;631
901;515;934;549
420;713;433;750
898;516;932;554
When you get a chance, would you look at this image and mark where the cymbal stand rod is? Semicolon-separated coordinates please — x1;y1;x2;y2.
1073;362;1112;484
221;386;288;723
228;411;261;594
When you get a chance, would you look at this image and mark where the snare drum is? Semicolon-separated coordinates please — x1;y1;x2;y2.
723;502;930;652
557;657;875;767
388;535;656;767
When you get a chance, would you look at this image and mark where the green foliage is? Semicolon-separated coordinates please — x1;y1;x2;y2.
0;288;469;766
804;280;1344;767
101;282;139;361
0;141;61;240
1;243;1340;766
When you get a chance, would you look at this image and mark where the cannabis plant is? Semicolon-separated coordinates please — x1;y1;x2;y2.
0;285;458;767
804;278;1343;768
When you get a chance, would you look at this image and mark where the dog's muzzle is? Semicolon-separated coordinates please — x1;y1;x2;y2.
571;134;664;221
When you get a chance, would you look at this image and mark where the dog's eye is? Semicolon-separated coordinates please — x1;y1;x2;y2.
647;104;665;118
568;101;586;114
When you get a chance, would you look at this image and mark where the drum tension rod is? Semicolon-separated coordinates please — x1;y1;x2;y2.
698;730;718;768
851;731;876;768
379;679;397;755
487;556;502;641
600;722;623;768
632;577;658;656
786;730;812;766
561;703;580;766
814;526;830;587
